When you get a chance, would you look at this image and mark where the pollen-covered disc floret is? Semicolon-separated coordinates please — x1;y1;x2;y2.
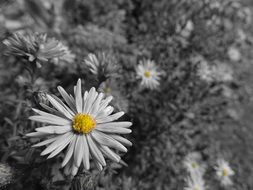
26;79;132;176
73;114;96;134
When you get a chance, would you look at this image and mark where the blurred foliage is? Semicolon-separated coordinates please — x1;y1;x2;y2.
1;0;253;189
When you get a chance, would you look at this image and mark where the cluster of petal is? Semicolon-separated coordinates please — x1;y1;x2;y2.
136;59;163;90
215;159;235;186
26;79;132;176
3;33;66;67
84;52;119;79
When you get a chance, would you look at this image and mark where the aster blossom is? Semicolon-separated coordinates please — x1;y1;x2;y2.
26;79;132;176
183;152;206;177
3;33;66;68
84;52;119;80
215;159;235;186
184;175;206;190
136;59;162;90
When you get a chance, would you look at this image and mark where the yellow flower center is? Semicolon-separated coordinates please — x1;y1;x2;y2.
144;70;151;78
72;114;96;134
194;187;200;190
192;162;198;169
222;168;229;177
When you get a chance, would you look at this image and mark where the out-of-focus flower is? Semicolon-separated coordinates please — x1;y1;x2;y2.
215;159;235;186
237;29;247;43
136;59;163;90
176;20;194;38
0;163;13;187
184;175;206;190
98;79;129;112
53;44;76;66
84;52;119;80
227;46;241;62
196;55;233;83
196;56;214;82
3;33;66;68
26;79;132;176
184;152;206;177
212;63;233;82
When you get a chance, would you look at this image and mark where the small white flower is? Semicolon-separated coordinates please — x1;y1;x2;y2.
176;20;194;38
215;159;235;186
184;175;206;190
26;79;132;176
136;59;162;90
84;52;119;79
227;47;241;62
196;58;214;82
212;63;233;82
184;152;206;177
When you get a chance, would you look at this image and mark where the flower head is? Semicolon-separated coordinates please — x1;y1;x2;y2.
136;59;162;90
184;175;206;190
84;52;119;80
215;159;234;186
3;33;66;67
26;79;132;176
184;152;206;177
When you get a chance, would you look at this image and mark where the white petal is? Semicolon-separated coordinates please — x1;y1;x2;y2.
97;122;132;128
90;93;104;116
94;160;103;171
47;95;73;119
26;131;49;137
91;130;127;152
41;132;73;156
95;106;114;119
32;136;58;147
62;136;77;167
35;125;72;134
100;145;120;162
96;126;131;134
110;135;132;146
86;134;106;166
83;87;97;113
51;94;75;116
98;96;113;111
58;86;77;112
82;135;90;170
74;135;83;167
71;165;78;176
47;134;73;159
75;79;83;113
29;115;71;126
96;111;124;123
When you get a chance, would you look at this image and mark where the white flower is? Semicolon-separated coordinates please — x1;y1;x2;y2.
227;47;241;62
196;58;214;82
184;175;206;190
26;79;132;176
84;52;119;79
212;63;233;82
184;152;206;177
176;20;194;38
136;59;162;90
215;159;235;186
